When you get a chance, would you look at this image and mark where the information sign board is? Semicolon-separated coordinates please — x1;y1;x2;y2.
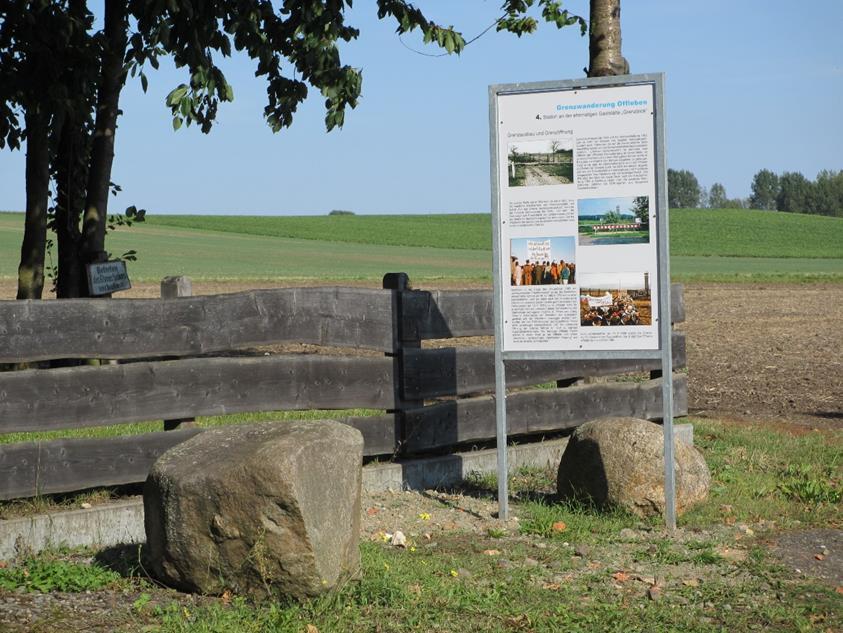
494;79;661;352
489;74;675;528
86;260;132;296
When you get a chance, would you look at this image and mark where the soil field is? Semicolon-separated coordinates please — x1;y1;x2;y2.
0;280;839;428
679;283;842;428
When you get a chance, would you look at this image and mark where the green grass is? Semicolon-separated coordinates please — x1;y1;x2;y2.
670;208;843;259
0;553;126;592
681;419;842;528
147;212;493;251
1;209;841;284
671;255;843;283
0;213;490;283
1;418;841;631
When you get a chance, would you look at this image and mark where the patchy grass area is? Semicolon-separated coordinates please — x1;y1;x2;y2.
1;418;840;631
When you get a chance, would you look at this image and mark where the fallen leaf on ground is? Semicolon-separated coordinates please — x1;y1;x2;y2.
482;549;501;556
366;507;379;516
647;585;662;601
612;571;630;583
391;531;407;548
682;578;700;587
542;582;561;591
306;625;319;633
221;590;231;605
835;586;843;595
815;554;825;561
552;521;567;532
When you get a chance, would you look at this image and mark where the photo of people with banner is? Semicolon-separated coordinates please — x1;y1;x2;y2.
579;271;652;326
510;236;576;286
577;196;650;245
507;138;574;187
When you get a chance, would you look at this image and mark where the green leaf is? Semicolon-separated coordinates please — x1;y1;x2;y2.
444;32;455;54
166;85;188;107
172;117;182;131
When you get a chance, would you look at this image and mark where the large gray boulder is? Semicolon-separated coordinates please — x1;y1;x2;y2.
556;417;710;517
144;420;363;600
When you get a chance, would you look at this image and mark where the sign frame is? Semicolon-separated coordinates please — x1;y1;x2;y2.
488;73;675;529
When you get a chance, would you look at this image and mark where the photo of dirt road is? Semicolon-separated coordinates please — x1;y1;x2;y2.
507;138;574;187
521;165;568;186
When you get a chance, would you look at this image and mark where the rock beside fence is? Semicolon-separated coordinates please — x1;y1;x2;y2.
556;417;710;518
144;420;363;600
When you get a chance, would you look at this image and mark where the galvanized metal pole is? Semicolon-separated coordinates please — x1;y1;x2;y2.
653;74;676;532
494;352;509;521
489;85;509;521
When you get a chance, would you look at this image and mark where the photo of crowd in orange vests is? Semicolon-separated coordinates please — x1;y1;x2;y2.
510;236;576;287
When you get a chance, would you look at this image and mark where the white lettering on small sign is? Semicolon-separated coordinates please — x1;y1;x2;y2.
527;239;551;262
86;261;132;296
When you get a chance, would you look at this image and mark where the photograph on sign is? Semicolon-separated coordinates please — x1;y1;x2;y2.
509;236;575;286
579;271;652;326
507;138;574;187
577;196;650;245
494;82;659;352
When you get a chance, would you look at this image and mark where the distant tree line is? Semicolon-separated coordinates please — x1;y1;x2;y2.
667;168;843;217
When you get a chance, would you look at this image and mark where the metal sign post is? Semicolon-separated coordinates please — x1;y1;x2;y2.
489;73;675;530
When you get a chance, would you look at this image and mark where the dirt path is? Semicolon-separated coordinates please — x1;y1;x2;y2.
523;165;561;186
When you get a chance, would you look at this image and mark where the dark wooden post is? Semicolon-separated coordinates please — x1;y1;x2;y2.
383;273;423;457
161;276;196;430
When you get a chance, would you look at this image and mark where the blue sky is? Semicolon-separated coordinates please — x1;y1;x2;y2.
511;236;576;264
577;197;637;218
0;0;840;215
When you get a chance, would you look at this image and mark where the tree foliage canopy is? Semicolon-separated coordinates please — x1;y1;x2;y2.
667;168;701;209
1;0;587;298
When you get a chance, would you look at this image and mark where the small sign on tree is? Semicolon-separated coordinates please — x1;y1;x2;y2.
86;260;132;296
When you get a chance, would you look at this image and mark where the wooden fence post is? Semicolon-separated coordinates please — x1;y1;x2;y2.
383;273;423;457
161;276;196;430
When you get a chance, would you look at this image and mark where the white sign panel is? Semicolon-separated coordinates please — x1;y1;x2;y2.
494;81;660;352
86;260;132;296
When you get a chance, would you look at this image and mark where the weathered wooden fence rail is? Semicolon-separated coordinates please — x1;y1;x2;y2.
0;277;687;500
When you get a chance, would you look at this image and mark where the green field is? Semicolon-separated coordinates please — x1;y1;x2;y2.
0;213;489;282
670;208;843;259
149;212;493;251
1;209;841;284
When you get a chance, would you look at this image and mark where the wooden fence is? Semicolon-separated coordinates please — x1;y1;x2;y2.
0;275;687;500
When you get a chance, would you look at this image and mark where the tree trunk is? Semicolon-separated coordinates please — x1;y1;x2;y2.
16;107;50;300
80;1;128;283
54;113;85;299
588;0;629;77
